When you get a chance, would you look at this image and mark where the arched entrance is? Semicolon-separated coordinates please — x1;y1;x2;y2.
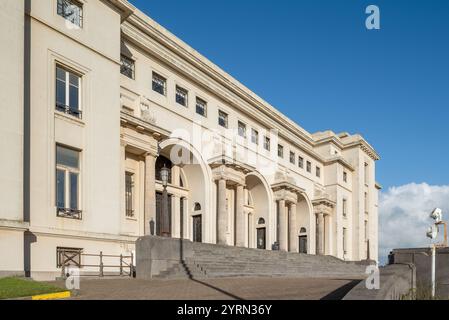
292;193;313;254
245;172;273;250
157;139;213;243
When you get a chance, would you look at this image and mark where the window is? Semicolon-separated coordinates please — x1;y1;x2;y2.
298;156;304;169
364;162;369;185
57;0;83;28
57;247;83;268
120;55;135;79
264;136;271;151
290;151;295;164
343;228;347;255
251;129;259;145
196;97;207;117
176;86;188;107
152;72;166;96
56;145;81;219
56;65;82;119
306;161;311;173
218;110;228;128
364;192;368;214
316;166;321;178
343;199;347;217
238;121;247;138
364;220;369;241
125;172;134;218
343;171;348;183
278;145;284;158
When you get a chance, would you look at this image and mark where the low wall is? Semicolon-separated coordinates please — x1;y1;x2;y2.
391;247;449;298
343;264;416;300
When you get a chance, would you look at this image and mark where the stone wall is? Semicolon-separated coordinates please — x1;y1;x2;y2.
343;263;416;300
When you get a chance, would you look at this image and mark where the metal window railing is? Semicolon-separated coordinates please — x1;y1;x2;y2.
56;103;83;120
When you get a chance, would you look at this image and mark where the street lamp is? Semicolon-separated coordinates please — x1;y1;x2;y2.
426;208;448;298
160;165;170;237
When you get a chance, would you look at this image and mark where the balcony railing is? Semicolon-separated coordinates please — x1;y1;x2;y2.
56;103;83;120
57;207;83;220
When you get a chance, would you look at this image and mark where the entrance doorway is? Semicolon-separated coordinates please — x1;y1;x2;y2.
299;235;308;254
156;192;172;237
192;215;202;243
257;228;266;249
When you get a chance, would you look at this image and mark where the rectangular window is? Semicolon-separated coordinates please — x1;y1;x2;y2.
264;136;271;151
364;162;369;185
343;171;348;183
290;151;295;164
176;86;188;107
298;156;304;169
120;55;135;79
251;129;259;145
57;0;83;28
56;65;82;119
343;228;347;255
125;172;134;218
365;220;369;241
343;199;347;217
57;247;82;268
238;121;246;138
196;97;207;117
278;145;284;158
316;166;321;178
56;145;81;219
152;72;166;96
306;161;311;173
364;192;369;214
218;110;228;128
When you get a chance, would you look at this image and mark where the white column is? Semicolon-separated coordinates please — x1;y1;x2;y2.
144;153;156;236
289;202;297;252
278;200;287;251
173;195;180;238
217;178;227;245
235;184;245;247
316;212;325;255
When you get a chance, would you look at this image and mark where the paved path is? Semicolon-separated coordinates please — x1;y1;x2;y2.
50;277;362;300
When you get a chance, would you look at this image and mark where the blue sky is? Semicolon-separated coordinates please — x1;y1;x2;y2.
129;0;449;191
128;1;449;262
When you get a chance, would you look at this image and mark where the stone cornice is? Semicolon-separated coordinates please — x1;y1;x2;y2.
104;0;135;21
271;181;306;195
323;156;355;172
120;110;170;138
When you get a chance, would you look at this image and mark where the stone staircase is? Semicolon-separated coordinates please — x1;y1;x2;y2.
137;237;369;280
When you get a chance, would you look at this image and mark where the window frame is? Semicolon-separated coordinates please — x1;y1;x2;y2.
251;128;259;145
306;161;312;173
238;121;247;138
55;65;82;119
342;198;347;217
290;151;295;164
152;72;167;96
298;156;304;169
120;55;135;80
195;97;207;117
175;85;188;107
343;171;348;183
56;145;82;219
57;0;83;28
316;166;321;178
218;110;228;128
278;145;284;158
264;136;271;151
125;171;135;218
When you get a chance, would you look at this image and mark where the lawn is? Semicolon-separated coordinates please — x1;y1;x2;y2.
0;277;67;299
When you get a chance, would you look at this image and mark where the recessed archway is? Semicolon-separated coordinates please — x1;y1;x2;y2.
158;138;213;243
293;193;314;254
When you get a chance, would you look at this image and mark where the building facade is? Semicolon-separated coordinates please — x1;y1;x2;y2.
0;0;380;280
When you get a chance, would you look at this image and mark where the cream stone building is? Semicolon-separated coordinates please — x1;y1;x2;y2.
0;0;380;281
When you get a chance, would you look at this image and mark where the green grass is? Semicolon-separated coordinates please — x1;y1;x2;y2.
0;277;67;300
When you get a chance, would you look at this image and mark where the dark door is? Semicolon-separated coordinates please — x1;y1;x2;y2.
156;192;172;237
257;228;266;249
192;215;202;243
299;236;308;254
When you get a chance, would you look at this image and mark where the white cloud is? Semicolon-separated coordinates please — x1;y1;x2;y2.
379;183;449;265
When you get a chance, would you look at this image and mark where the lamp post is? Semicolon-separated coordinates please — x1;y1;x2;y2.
160;164;170;237
426;208;447;299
